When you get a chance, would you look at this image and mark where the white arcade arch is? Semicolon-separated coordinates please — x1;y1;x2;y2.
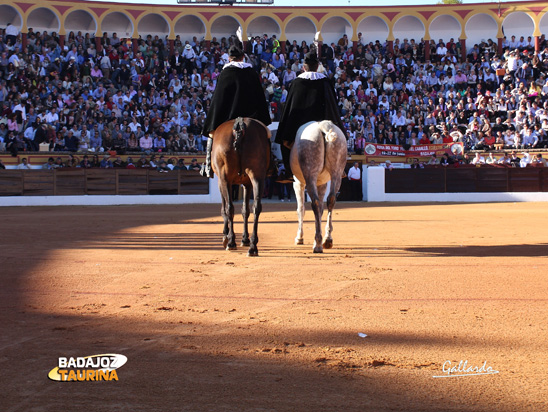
65;10;97;35
284;16;316;46
321;16;352;46
429;15;461;44
393;15;425;44
357;16;389;45
27;8;60;34
465;13;498;51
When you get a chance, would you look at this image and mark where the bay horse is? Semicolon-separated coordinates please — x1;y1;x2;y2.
291;121;347;253
211;117;272;257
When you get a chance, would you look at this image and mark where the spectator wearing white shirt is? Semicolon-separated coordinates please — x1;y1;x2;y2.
347;162;362;201
521;126;538;148
267;69;279;85
365;82;377;97
391;111;406;128
44;107;59;124
508;35;519;49
5;24;19;45
504;130;516;148
404;79;415;93
129;118;141;132
17;157;31;169
471;152;485;165
436;42;447;61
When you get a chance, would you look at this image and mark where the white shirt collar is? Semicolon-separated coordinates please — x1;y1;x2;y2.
297;71;326;80
223;61;252;69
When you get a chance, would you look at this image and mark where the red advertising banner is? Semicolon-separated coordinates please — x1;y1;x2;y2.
364;142;464;163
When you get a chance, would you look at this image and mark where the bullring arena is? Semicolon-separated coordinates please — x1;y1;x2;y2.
2;201;548;411
1;0;548;410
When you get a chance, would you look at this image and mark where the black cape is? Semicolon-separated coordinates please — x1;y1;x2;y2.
275;76;346;144
202;66;271;135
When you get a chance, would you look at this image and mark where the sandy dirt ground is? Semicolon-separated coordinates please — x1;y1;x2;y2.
1;201;547;412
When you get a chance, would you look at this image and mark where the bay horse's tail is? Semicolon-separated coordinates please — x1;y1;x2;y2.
232;117;247;151
232;117;247;175
318;120;339;143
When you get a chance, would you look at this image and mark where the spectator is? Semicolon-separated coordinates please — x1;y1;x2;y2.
440;153;453;167
43;157;55;169
347;162;362;201
173;158;187;170
1;28;547;172
100;155;113;168
80;155;92;168
188;158;201;171
509;151;521;167
532;153;547;166
472;152;486;165
485;153;497;164
157;160;170;173
410;158;425;169
53;157;65;169
140;133;154;153
126;157;136;169
17;157;31;169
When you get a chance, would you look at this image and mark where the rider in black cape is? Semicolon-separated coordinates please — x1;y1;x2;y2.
200;38;271;178
275;50;346;182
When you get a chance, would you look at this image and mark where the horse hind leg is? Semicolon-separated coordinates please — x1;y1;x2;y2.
307;182;324;253
219;181;237;250
322;181;337;249
315;183;333;250
220;184;230;249
293;179;305;245
247;178;264;257
241;184;251;247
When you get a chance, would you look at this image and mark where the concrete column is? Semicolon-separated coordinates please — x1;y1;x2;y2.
280;41;286;55
132;38;138;55
534;35;540;53
59;34;65;48
387;40;393;55
169;39;175;56
317;41;322;58
424;41;430;61
21;32;27;49
497;38;503;56
459;38;466;62
205;40;211;52
95;36;101;52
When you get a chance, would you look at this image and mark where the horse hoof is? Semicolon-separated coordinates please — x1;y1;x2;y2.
313;247;323;253
247;249;259;257
295;238;304;245
323;239;333;249
241;240;251;247
222;237;228;248
226;245;237;251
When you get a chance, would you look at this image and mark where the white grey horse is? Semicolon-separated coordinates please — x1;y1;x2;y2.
290;120;347;253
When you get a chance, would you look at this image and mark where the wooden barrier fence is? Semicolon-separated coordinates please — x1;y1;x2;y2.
0;169;209;196
385;166;548;193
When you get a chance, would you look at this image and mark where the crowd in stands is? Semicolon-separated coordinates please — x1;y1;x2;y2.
1;23;548;169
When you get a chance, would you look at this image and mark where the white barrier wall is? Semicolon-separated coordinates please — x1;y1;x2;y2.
363;166;548;202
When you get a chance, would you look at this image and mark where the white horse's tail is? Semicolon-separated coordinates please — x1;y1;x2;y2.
318;121;338;143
